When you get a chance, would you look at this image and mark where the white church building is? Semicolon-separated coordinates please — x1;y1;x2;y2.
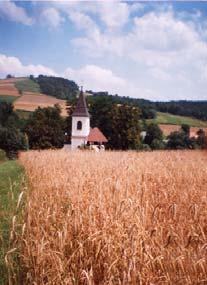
71;89;108;150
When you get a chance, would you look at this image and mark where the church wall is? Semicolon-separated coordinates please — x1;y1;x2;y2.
71;137;87;150
71;116;90;149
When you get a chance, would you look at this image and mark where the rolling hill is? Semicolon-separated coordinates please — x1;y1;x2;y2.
151;112;207;128
0;77;68;116
148;112;207;137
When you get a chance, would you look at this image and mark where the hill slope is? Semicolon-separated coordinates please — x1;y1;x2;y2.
150;112;207;128
0;77;67;116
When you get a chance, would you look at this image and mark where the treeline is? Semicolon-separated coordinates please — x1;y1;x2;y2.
0;102;64;158
87;92;207;121
154;101;207;121
0;101;206;159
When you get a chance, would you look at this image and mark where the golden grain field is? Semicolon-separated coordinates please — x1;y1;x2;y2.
15;150;207;285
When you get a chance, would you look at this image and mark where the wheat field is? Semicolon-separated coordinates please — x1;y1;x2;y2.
14;150;207;284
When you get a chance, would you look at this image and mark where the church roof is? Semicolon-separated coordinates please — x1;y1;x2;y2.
72;90;90;117
87;127;108;143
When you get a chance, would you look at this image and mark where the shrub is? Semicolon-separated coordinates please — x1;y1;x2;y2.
0;149;7;161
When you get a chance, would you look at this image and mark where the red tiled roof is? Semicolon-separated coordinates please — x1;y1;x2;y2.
87;127;108;143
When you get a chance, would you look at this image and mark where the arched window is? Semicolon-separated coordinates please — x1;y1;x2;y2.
77;121;82;130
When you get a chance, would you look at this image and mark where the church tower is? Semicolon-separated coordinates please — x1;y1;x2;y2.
71;88;90;150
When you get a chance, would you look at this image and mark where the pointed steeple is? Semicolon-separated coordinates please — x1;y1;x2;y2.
72;88;90;117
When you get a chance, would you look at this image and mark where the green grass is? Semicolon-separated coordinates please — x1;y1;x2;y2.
149;112;207;127
0;95;19;103
15;78;40;93
0;160;24;285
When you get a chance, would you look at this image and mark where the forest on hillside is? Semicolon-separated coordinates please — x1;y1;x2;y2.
34;75;79;100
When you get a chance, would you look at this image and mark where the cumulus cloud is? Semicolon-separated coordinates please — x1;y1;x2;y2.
41;7;64;28
0;0;33;25
0;54;56;78
63;64;159;100
67;6;207;100
64;65;126;94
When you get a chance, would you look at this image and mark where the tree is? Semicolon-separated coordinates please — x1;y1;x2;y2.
167;131;192;149
65;98;77;143
109;104;141;150
196;129;206;149
25;105;65;149
181;124;190;136
0;127;28;158
144;123;163;148
88;95;114;140
6;74;14;79
0;102;16;127
0;102;28;158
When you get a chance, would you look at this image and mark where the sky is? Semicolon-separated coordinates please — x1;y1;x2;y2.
0;1;207;101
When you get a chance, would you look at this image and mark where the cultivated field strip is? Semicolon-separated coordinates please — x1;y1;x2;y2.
14;93;68;116
17;150;207;284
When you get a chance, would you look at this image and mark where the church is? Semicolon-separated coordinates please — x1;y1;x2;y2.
71;89;108;150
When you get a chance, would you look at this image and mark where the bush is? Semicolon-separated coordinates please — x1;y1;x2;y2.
0;149;7;161
167;131;193;150
151;138;165;150
144;123;163;149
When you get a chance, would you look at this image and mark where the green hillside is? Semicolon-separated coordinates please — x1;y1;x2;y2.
149;112;207;127
15;78;40;93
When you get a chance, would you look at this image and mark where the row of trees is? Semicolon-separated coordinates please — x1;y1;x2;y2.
0;103;64;158
0;101;206;159
144;123;207;150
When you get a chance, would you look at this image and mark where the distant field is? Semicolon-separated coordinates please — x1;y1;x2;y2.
0;81;20;96
0;78;27;97
15;79;40;93
0;95;18;103
14;93;68;116
150;112;207;127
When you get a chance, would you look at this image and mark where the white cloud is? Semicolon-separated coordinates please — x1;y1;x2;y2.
64;65;126;94
63;64;159;100
68;7;207;100
97;1;130;29
67;10;98;33
0;0;33;25
0;54;56;77
41;7;64;28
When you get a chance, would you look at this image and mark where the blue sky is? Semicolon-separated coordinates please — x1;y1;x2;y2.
0;1;207;101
